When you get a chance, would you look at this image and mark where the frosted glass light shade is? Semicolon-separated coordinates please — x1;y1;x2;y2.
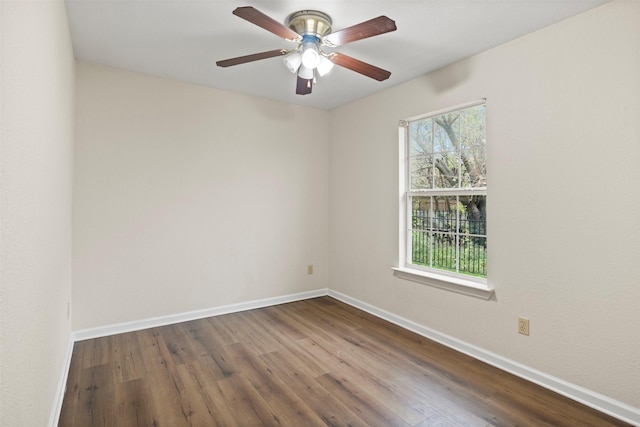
316;55;334;76
298;65;314;80
301;44;321;69
283;52;302;73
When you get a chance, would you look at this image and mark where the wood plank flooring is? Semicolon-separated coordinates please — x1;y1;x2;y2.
58;297;629;426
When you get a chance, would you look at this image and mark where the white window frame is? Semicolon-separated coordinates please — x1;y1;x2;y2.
392;100;494;299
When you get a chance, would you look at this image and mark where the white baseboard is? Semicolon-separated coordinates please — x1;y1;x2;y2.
328;289;640;426
72;288;328;341
48;335;74;427
51;288;639;426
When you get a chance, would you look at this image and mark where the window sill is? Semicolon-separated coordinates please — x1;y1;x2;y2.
391;267;494;300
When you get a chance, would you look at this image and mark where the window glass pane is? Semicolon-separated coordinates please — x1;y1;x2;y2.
409;121;433;155
411;196;431;230
432;195;458;273
460;146;486;188
433;195;457;232
459;195;486;236
433;152;459;188
432;232;457;272
411;230;431;266
459;236;487;278
410;154;432;189
459;195;486;278
410;196;432;267
460;105;485;149
409;120;433;190
433;114;458;152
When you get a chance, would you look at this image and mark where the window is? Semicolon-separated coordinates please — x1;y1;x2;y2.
395;101;491;298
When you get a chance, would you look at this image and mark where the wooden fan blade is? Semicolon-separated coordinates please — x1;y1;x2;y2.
296;76;313;95
216;49;287;67
329;53;391;81
233;6;301;42
323;16;396;46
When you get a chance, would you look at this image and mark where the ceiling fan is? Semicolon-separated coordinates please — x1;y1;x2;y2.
216;7;397;95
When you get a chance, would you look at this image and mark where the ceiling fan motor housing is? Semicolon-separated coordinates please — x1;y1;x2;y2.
286;10;332;38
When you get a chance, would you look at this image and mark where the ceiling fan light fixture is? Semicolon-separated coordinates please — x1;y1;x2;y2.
316;55;334;76
283;51;302;73
301;42;321;69
298;64;314;80
217;7;396;95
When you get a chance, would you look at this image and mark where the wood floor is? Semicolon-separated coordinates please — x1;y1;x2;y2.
59;297;628;426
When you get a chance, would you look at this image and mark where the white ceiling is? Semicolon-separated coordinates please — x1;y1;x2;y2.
65;0;607;110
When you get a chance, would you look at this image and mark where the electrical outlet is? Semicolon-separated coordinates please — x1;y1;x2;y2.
518;317;530;336
307;264;313;275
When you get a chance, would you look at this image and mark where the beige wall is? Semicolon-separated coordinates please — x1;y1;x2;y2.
329;0;640;408
0;1;75;426
73;63;330;330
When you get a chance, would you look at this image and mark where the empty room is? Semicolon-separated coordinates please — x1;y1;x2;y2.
1;0;639;426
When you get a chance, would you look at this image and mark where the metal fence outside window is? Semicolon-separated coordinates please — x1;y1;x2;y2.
411;210;487;277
